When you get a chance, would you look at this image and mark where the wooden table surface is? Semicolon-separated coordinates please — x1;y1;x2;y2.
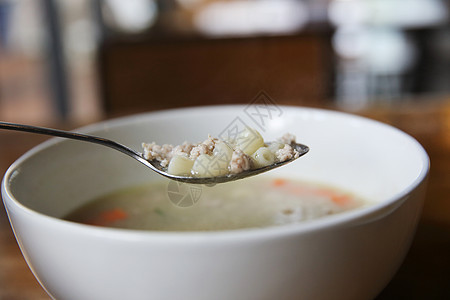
1;100;449;299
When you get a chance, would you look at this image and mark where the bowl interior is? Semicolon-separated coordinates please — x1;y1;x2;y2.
4;106;428;222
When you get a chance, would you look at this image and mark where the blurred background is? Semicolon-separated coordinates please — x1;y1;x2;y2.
0;1;450;299
0;0;449;124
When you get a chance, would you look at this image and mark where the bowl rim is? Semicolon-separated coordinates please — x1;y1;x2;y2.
1;105;430;243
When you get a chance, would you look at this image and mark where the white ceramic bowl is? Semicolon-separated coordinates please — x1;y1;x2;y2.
2;106;429;300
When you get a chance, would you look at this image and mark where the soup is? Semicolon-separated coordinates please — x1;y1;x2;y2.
65;177;366;231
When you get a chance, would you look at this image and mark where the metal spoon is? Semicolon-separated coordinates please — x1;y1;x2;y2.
0;121;309;184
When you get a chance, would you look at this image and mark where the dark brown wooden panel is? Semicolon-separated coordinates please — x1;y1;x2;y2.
98;34;332;115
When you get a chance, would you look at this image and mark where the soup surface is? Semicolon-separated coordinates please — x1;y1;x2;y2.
65;177;366;231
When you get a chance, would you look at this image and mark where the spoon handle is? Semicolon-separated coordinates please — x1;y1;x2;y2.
0;121;144;161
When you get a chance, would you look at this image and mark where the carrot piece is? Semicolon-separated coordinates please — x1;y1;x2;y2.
331;194;351;206
315;189;351;206
272;178;287;187
87;208;128;226
100;208;128;223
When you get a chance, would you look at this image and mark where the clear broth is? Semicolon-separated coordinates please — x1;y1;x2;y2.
64;177;366;231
